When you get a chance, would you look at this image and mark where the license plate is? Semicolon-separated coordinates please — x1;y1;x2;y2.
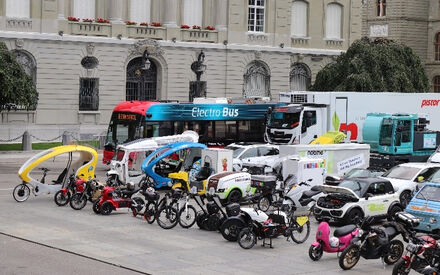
296;216;309;226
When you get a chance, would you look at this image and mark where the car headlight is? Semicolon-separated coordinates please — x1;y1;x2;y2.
430;217;437;224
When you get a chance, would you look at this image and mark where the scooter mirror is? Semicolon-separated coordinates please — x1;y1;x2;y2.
208;187;215;196
190;186;197;194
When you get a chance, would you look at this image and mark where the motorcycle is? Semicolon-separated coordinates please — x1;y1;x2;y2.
308;221;359;261
392;213;440;275
54;173;79;206
93;182;145;215
338;216;406;270
69;178;105;210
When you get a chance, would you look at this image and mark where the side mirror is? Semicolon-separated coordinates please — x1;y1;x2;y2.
365;193;373;200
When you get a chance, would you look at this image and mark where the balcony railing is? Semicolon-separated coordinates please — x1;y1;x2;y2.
291;37;310;46
6;18;33;30
69;22;111;37
127;26;166;40
325;39;344;47
181;29;218;43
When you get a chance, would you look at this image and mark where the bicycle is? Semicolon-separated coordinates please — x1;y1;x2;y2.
156;189;196;229
13;168;49;202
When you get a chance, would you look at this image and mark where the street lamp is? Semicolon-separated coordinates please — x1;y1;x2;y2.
141;49;151;71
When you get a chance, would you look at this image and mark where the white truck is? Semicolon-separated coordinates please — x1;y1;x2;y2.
265;91;440;144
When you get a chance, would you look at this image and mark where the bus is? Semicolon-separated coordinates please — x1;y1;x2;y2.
103;98;281;164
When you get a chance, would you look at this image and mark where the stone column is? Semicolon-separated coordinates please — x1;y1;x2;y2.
215;0;228;31
109;0;124;23
163;0;178;27
58;0;65;19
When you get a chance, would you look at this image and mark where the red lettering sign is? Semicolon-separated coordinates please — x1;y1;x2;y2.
118;113;137;121
339;123;358;140
421;99;440;108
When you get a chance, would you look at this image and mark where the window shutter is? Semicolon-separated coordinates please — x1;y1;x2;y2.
291;1;307;37
130;0;151;23
74;0;96;19
6;0;30;18
326;3;342;39
183;0;203;26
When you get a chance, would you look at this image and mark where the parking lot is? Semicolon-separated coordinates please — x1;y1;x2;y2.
0;151;394;275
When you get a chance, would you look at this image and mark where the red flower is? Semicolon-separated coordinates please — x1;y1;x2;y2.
140;22;149;26
204;25;215;31
67;16;79;22
82;18;93;22
151;22;162;27
181;24;190;29
125;21;137;25
95;18;110;24
192;25;201;30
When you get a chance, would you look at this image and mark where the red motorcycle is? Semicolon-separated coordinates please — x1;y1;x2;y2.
93;183;144;215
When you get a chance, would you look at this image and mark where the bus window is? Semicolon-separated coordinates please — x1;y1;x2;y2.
215;121;226;140
226;121;237;140
159;121;173;136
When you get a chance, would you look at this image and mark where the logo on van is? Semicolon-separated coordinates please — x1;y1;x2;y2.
421;99;440;108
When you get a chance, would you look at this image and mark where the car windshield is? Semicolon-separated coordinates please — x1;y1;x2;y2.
268;111;301;129
338;180;362;197
225;145;245;158
416;185;440;202
382;166;421;180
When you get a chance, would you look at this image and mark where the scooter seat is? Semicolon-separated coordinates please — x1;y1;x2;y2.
302;189;321;198
333;224;357;237
384;226;398;239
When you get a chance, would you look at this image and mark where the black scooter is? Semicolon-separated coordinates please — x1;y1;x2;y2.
338;216;406;270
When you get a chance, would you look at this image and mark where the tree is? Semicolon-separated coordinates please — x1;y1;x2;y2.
311;37;430;92
0;41;38;111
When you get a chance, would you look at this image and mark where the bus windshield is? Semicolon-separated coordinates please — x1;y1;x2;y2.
268;111;301;129
105;112;143;146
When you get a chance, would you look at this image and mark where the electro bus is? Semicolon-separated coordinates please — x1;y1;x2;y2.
103;98;281;164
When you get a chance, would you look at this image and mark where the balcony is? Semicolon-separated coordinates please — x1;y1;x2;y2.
291;36;310;46
181;29;218;43
127;26;166;40
6;18;33;31
69;22;111;37
325;38;344;48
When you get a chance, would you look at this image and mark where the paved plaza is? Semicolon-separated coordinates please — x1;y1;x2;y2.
0;151;393;275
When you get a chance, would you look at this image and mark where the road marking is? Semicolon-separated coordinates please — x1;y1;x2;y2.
0;188;14;190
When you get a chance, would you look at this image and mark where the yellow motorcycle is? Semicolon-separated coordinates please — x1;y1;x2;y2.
13;145;98;202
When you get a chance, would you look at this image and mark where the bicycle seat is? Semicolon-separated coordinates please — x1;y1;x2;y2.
333;224;357;237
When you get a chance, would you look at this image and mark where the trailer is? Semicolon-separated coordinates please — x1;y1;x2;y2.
266;91;440;145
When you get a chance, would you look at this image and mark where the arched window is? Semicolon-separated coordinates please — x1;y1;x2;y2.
291;1;308;37
243;61;270;98
434;76;440;93
377;0;386;17
6;0;30;18
73;0;96;19
130;0;151;23
126;57;158;101
12;50;36;85
290;63;311;91
326;3;342;39
435;33;440;61
183;0;203;27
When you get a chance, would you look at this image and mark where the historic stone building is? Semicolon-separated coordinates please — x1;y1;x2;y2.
0;0;362;140
362;0;440;92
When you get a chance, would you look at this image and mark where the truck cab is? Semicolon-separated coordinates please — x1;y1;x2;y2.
265;104;327;144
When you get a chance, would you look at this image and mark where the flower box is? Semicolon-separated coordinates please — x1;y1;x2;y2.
140;22;149;26
95;18;110;24
82;18;93;23
204;26;215;31
126;21;137;26
67;16;79;22
181;24;190;29
192;25;201;30
151;22;162;27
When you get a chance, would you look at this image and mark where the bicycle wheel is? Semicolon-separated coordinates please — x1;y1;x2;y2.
157;205;178;229
258;196;271;212
13;183;30;202
290;219;311;244
178;205;197;228
238;227;256;249
144;202;157;224
69;193;87;210
54;190;71;206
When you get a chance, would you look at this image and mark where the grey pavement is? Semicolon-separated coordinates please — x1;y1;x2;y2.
0;151;394;275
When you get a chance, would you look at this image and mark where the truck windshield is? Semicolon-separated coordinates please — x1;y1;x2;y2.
268;112;301;129
416;185;440;202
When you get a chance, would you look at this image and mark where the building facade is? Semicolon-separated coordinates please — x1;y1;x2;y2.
0;0;362;140
362;0;440;92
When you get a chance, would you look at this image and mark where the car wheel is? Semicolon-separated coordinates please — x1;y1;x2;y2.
387;205;403;221
227;189;242;204
344;208;363;225
399;191;412;208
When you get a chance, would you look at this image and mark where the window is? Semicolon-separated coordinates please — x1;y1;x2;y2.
248;0;265;32
291;1;308;37
325;3;342;39
73;0;95;19
79;78;99;111
243;61;270;98
434;76;440;93
258;147;279;156
6;0;30;18
183;0;203;27
290;63;311;91
12;50;36;85
377;0;386;17
301;110;316;133
241;148;259;159
436;33;440;61
417;168;440;182
367;182;386;196
130;0;151;23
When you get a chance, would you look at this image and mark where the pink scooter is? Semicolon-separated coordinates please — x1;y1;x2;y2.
308;221;359;261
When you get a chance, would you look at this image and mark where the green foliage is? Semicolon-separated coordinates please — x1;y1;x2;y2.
0;41;38;111
332;112;340;131
311;37;430;93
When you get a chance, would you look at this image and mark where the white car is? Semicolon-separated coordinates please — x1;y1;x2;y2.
225;143;279;171
380;162;440;207
314;177;402;225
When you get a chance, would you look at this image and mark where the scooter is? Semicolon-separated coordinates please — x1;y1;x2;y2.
93;182;145;215
308;221;359;261
338;216;406;270
54;173;78;206
69;178;105;210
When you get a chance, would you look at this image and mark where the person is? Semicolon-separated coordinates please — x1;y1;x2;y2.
188;158;202;182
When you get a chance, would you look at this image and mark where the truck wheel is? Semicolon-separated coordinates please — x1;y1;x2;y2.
387;205;403;221
399;191;412;208
344;208;363;225
227;189;242;204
